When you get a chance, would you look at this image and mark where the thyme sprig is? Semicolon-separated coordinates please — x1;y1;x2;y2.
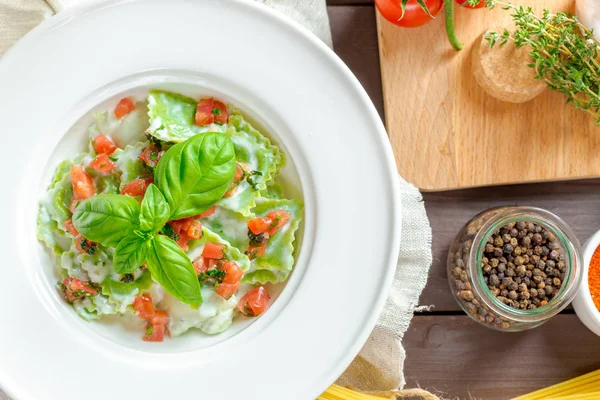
473;0;600;124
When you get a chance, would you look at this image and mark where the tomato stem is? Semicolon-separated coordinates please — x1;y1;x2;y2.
444;0;463;50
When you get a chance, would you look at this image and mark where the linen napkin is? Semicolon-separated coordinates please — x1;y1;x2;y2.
0;1;432;398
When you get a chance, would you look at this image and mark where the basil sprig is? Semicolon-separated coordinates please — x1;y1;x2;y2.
72;132;236;305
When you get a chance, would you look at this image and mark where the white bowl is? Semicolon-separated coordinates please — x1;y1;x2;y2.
573;229;600;336
0;0;402;399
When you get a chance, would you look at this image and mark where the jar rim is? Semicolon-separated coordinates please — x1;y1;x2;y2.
468;206;583;323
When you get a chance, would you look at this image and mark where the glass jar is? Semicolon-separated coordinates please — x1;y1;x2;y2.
447;206;583;331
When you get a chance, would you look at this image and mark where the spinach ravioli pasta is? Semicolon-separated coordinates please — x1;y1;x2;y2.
37;92;303;342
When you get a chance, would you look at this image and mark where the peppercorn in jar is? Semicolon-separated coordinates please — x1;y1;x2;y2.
447;207;583;331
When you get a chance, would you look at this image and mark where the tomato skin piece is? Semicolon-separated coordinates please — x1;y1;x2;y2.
139;143;164;167
187;221;202;239
192;257;208;275
120;177;154;197
237;287;270;317
70;165;96;200
114;97;136;119
93;134;117;155
215;282;240;300
456;0;485;8
89;154;116;173
133;296;155;320
266;210;291;236
151;310;169;326
195;98;215;126
212;100;229;124
195;206;216;219
220;261;243;284
202;242;225;259
246;242;267;260
247;217;272;235
375;0;442;27
143;324;166;342
63;220;79;237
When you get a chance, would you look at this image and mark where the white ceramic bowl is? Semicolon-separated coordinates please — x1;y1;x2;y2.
0;1;401;399
573;229;600;336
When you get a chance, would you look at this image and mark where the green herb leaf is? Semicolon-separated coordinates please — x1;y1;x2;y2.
113;234;148;274
72;194;141;247
139;184;169;233
155;132;236;220
144;235;202;305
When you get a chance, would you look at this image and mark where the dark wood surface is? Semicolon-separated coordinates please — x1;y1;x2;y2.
328;3;600;399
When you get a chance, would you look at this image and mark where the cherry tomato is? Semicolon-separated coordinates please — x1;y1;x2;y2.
456;0;485;8
176;230;189;252
114;97;136;119
212;100;228;124
121;177;154;197
61;278;97;302
246;242;267;260
89;153;116;173
63;220;79;237
143;324;166;342
133;296;155;320
375;0;442;28
237;287;270;317
202;242;225;259
247;217;272;235
216;282;240;300
195;206;216;219
139;143;164;167
195;98;215;126
70;165;96;200
93;134;117;155
266;210;290;236
187;221;202;239
220;261;244;284
151;310;169;326
192;257;208;275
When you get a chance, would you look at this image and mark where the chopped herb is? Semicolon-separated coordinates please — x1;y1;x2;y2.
109;156;119;162
211;108;222;116
150;152;157;161
161;224;179;241
248;230;267;246
144;324;153;338
121;274;134;283
199;268;226;285
247;171;263;190
80;238;96;255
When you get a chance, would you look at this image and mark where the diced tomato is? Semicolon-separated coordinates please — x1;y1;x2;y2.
212;100;229;124
246;242;267;260
133;295;155;321
216;282;240;300
247;217;272;235
195;206;216;219
69;199;79;213
266;210;291;236
195;98;215;126
187;221;202;239
114;97;136;119
237;287;270;317
220;261;243;284
176;230;189;252
93;134;117;155
75;235;97;255
121;177;154;197
151;310;169;326
192;257;208;275
202;242;225;259
61;277;97;302
139;143;164;167
63;220;79;237
143;324;166;342
224;164;246;197
70;165;96;200
89;153;116;173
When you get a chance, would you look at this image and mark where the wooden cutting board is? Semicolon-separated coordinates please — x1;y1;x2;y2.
377;0;600;191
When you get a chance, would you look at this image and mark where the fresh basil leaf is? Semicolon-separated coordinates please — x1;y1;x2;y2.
73;194;141;247
144;235;202;305
139;184;169;233
155;132;236;220
113;234;148;274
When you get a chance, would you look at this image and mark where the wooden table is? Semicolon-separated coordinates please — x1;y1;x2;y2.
327;1;600;398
